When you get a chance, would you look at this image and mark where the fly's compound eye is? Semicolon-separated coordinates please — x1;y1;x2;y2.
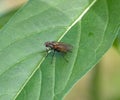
45;42;53;48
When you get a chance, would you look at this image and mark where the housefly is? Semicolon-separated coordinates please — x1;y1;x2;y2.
45;41;72;62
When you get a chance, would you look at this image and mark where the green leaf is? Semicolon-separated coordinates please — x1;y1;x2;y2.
0;0;120;100
59;0;120;99
0;9;18;29
114;31;120;52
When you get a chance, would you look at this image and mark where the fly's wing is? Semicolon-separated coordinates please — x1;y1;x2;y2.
56;42;73;52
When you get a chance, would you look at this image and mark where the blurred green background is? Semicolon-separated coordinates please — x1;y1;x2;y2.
0;0;120;100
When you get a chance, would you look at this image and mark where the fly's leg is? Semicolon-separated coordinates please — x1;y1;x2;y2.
61;53;68;62
51;50;56;64
45;47;51;57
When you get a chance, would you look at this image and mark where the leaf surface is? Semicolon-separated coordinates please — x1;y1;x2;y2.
1;0;120;100
0;0;96;100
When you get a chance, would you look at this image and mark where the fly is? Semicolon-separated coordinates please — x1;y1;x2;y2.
45;41;72;62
